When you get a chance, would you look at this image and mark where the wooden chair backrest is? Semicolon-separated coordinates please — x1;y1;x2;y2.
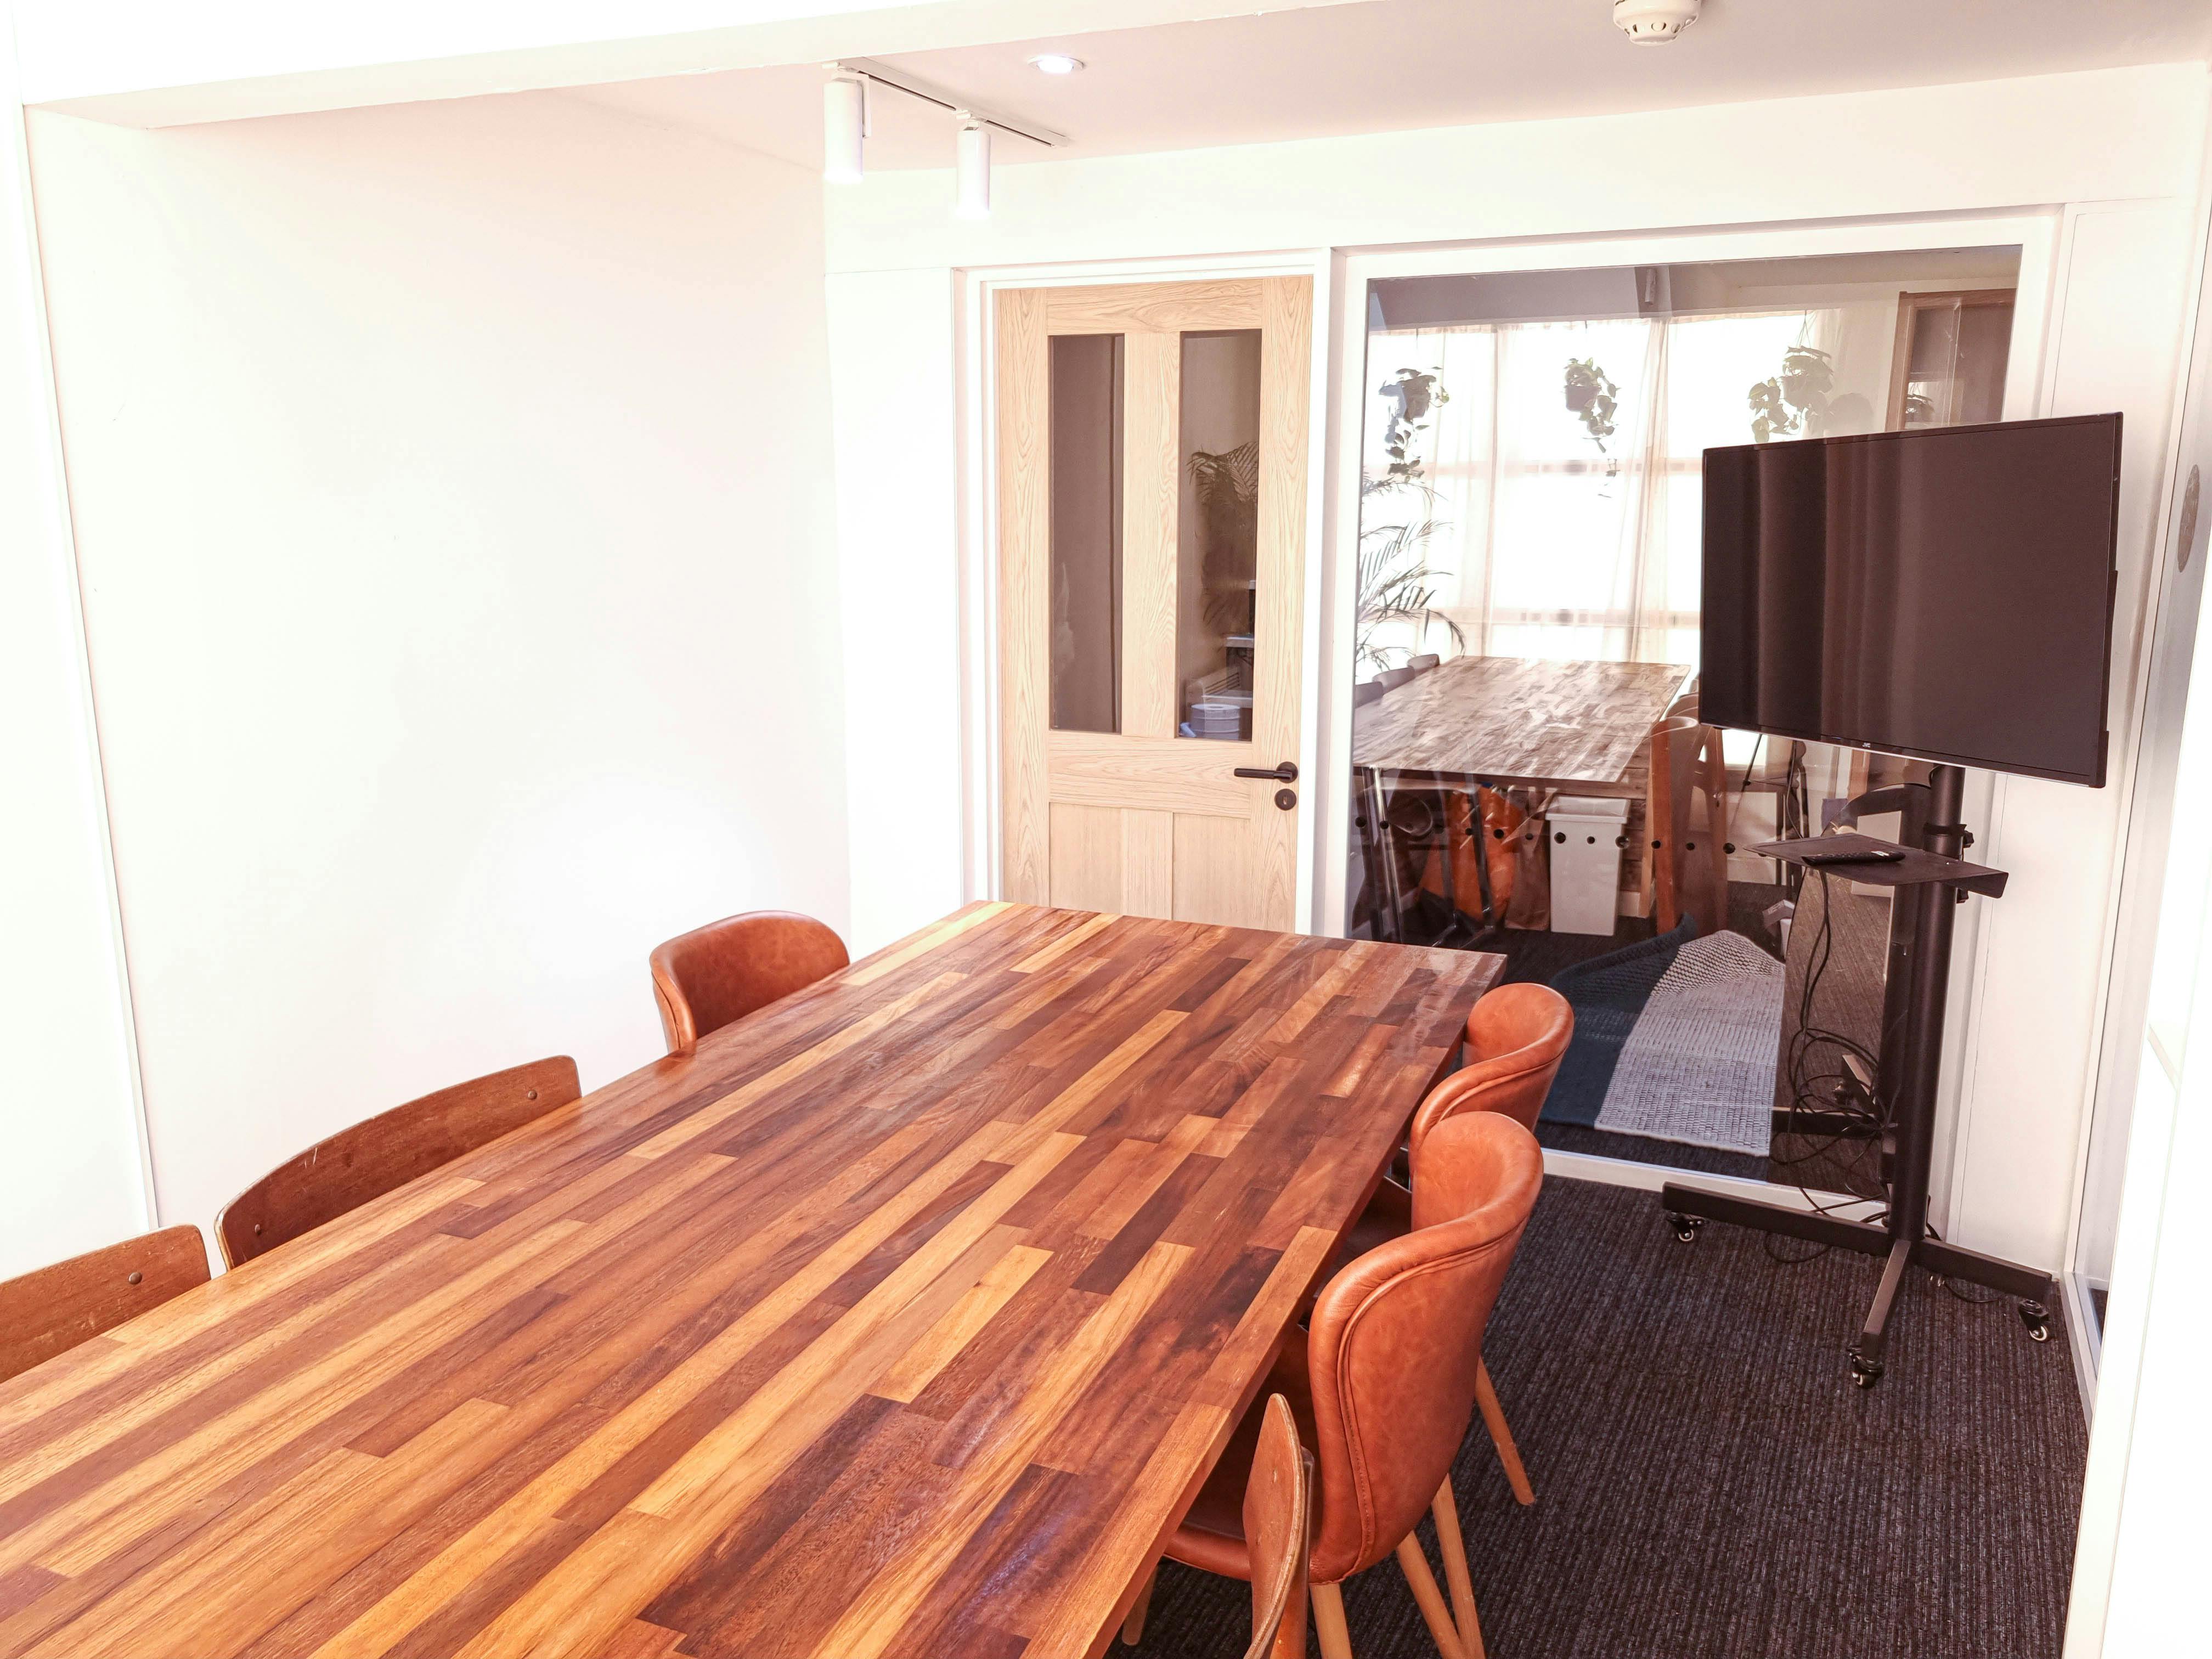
216;1057;580;1268
0;1226;210;1384
1647;713;1730;935
1242;1393;1313;1659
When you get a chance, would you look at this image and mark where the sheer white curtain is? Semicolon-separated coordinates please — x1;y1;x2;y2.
1362;308;1832;669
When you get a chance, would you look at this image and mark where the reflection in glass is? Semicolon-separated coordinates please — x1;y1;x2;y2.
1345;249;2024;1193
1177;329;1263;740
1049;334;1124;733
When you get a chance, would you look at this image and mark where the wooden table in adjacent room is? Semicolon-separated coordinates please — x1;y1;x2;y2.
1352;654;1692;937
0;904;1499;1659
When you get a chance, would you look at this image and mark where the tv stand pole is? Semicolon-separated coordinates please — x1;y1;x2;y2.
1657;763;2057;1388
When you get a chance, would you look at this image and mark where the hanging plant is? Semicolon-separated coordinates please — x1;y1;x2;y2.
1376;368;1449;482
1563;357;1620;449
1748;345;1836;442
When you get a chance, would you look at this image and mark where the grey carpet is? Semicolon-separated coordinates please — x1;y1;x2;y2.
1127;1178;2085;1659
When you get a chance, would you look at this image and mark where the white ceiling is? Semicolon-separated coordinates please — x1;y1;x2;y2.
573;0;2212;172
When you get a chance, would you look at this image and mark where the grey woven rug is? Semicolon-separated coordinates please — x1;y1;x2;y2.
1594;930;1784;1155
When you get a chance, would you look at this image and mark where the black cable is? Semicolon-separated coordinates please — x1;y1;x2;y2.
1762;863;1894;1264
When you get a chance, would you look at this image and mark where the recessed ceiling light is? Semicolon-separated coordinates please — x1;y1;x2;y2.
1028;53;1085;75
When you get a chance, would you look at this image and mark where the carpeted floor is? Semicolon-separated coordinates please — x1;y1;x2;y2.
1126;1179;2086;1659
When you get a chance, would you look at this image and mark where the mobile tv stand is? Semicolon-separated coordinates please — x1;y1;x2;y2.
1657;763;2056;1389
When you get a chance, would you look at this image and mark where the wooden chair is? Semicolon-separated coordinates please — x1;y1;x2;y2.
216;1057;580;1268
1339;981;1573;1507
1647;712;1731;935
1122;1393;1311;1657
1165;1113;1545;1659
649;910;849;1056
0;1227;209;1385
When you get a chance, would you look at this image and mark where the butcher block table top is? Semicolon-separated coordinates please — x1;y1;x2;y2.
1353;654;1691;793
0;903;1499;1659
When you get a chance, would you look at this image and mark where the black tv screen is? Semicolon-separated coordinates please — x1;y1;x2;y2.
1701;414;2120;787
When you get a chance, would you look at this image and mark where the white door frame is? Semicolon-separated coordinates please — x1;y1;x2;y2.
1321;211;2062;1220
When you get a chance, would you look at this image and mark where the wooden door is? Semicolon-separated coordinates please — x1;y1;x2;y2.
997;278;1311;929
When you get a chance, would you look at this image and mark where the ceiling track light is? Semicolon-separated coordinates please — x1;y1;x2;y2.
956;121;992;219
822;72;867;184
1613;0;1701;43
821;58;1066;219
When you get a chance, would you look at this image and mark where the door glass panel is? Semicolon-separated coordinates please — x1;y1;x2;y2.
1177;328;1263;740
1049;334;1123;733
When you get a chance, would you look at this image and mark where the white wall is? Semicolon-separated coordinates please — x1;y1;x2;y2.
27;90;848;1240
822;63;2210;1273
0;24;150;1278
825;268;966;952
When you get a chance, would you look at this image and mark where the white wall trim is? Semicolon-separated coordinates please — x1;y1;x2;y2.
0;10;157;1239
1544;1147;1881;1217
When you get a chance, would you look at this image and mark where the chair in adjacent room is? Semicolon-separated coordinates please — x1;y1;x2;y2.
0;1226;210;1385
649;910;850;1056
1340;980;1572;1507
1122;1393;1312;1658
1647;708;1732;935
215;1057;581;1268
1164;1111;1545;1659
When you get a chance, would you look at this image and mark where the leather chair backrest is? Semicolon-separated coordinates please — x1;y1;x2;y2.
1408;981;1573;1155
650;911;849;1055
1302;1113;1543;1582
1242;1393;1312;1659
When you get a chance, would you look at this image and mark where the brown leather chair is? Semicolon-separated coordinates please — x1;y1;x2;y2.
216;1057;580;1268
1416;981;1575;1148
649;910;849;1056
1166;1112;1544;1659
1122;1393;1311;1658
1341;981;1572;1507
0;1226;210;1385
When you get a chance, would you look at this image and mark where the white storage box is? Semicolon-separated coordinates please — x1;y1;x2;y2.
1548;795;1631;936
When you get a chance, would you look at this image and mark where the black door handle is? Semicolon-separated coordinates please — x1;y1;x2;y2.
1234;761;1299;782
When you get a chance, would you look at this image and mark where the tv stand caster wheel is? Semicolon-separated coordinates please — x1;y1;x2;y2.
1665;1212;1703;1244
1848;1351;1883;1390
2019;1301;2052;1342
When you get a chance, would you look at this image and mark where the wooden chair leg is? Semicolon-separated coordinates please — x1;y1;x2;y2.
1312;1581;1355;1659
1431;1477;1487;1659
1395;1535;1468;1659
1119;1565;1157;1645
1474;1356;1534;1505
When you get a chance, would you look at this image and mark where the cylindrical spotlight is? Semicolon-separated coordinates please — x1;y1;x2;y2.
955;121;992;219
823;75;865;183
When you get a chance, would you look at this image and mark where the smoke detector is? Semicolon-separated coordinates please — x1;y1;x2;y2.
1614;0;1701;43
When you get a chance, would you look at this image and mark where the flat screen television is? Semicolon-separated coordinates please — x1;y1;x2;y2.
1701;413;2121;787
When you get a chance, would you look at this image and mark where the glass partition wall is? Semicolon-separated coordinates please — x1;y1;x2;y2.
1347;246;2022;1190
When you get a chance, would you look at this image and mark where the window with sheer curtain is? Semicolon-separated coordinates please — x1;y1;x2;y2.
1361;308;1844;671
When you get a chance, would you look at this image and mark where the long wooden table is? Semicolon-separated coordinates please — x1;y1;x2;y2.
0;903;1499;1659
